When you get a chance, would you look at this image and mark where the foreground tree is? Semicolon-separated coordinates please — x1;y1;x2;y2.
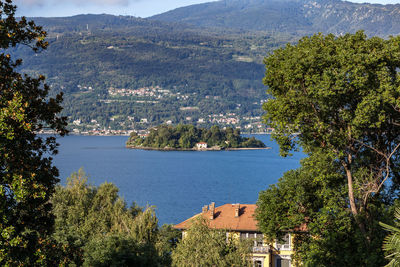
262;31;400;250
156;224;180;266
257;151;391;265
0;0;67;264
51;169;179;266
171;217;252;267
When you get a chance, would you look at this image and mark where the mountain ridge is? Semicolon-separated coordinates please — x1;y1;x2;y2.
150;0;400;37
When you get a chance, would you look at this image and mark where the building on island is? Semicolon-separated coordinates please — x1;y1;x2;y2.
195;142;208;150
174;202;297;267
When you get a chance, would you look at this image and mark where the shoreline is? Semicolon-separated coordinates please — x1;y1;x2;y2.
125;145;271;151
38;132;272;137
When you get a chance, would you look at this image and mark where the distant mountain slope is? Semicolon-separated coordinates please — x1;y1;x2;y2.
18;14;278;97
151;0;400;37
12;14;287;132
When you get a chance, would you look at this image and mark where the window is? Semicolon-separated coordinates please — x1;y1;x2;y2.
240;232;258;240
256;233;264;246
254;260;263;267
240;232;247;240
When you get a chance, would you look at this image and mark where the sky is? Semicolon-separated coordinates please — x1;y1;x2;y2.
13;0;400;18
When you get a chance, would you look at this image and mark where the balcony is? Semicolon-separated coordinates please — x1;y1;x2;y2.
252;246;269;253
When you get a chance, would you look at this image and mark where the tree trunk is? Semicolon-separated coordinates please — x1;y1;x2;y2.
344;165;358;217
342;160;369;244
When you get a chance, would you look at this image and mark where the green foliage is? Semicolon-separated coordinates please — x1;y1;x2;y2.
264;31;400;158
259;31;400;264
51;168;177;266
262;31;400;252
257;151;390;266
171;217;251;267
156;224;180;266
380;208;400;267
0;0;67;265
127;124;265;149
83;234;156;267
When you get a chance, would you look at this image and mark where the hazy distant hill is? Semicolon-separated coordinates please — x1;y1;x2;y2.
151;0;400;37
13;14;288;132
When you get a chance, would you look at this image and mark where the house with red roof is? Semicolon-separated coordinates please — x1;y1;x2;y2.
195;142;208;150
174;202;295;267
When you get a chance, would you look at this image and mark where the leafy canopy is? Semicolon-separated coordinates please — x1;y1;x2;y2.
263;30;400;234
0;0;67;265
51;168;180;266
259;31;400;265
264;31;400;159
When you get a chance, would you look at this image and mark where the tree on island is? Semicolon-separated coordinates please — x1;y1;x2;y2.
257;31;400;265
0;0;68;264
127;124;265;149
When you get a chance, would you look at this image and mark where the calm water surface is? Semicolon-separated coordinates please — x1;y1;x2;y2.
53;135;304;225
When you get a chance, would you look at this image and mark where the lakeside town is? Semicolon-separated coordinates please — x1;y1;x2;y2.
63;110;274;136
60;84;271;135
38;126;275;136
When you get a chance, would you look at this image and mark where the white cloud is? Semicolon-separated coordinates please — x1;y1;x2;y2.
15;0;133;7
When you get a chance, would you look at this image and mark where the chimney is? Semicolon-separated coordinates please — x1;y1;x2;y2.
234;204;240;218
202;205;208;213
209;202;215;220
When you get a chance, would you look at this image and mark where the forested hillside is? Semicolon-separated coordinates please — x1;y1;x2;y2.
13;0;400;133
11;15;290;133
151;0;400;37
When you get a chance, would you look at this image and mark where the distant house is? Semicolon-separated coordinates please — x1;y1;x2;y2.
196;142;208;149
175;202;300;267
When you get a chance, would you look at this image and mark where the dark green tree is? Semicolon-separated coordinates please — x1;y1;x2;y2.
262;31;400;248
83;234;148;267
208;125;222;146
155;224;180;266
0;0;67;264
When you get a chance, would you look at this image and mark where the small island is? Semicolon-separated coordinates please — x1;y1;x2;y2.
126;125;269;151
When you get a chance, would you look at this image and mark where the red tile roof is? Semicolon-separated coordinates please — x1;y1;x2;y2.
174;203;259;231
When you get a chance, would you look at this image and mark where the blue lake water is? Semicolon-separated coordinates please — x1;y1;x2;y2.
53;135;305;225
